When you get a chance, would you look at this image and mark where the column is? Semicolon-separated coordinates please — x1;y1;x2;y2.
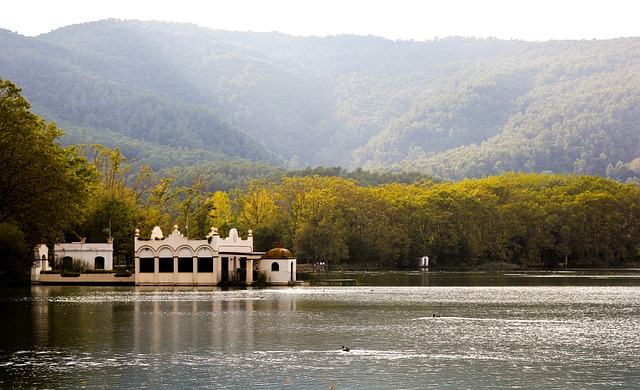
193;255;197;285
154;256;159;284
246;259;254;284
134;254;140;285
173;255;178;285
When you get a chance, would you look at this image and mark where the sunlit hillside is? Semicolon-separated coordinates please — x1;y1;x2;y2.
1;20;639;182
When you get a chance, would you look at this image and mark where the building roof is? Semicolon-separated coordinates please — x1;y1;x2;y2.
263;243;294;259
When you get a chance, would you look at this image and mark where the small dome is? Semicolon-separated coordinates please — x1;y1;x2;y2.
264;243;293;258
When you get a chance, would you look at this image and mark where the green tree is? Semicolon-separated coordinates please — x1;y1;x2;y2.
63;145;146;266
0;223;32;284
208;191;234;236
232;179;280;250
69;198;137;266
0;78;96;253
174;177;216;239
294;188;350;266
137;176;177;236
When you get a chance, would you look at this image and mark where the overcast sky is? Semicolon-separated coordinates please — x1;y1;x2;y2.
1;0;638;41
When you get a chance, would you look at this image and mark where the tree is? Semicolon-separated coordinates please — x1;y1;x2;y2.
0;78;96;246
137;176;176;236
0;223;32;284
174;177;216;239
232;179;280;250
69;197;137;266
208;191;234;236
294;188;350;266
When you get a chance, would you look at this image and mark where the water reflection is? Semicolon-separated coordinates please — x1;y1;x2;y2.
1;275;640;389
310;269;640;286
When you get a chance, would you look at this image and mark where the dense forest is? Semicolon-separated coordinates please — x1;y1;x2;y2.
232;173;640;270
1;78;640;284
1;20;640;183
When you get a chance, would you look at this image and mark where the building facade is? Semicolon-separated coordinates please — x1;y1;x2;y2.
134;226;266;286
31;243;50;283
54;238;114;270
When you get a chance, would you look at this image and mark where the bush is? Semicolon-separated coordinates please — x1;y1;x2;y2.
254;271;268;287
115;269;132;277
54;258;87;273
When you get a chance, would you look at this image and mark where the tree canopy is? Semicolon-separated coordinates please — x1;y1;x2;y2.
226;173;640;269
0;79;96;281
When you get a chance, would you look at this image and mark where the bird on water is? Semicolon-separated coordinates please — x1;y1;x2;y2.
341;346;350;352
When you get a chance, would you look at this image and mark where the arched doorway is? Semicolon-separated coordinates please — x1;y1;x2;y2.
62;256;73;270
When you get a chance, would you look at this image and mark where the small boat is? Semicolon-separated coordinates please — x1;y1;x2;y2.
341;346;350;352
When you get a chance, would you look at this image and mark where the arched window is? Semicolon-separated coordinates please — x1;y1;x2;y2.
271;262;279;272
139;249;154;273
95;256;105;270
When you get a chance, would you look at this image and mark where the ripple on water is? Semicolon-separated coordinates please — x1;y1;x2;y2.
2;285;639;389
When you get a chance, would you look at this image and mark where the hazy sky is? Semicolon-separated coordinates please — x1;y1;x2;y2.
2;0;638;41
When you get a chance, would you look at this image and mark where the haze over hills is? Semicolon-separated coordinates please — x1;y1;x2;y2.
1;19;639;182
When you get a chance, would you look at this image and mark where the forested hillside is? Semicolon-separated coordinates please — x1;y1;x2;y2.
1;20;639;182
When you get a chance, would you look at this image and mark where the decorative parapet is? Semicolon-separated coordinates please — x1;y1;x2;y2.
134;225;209;255
210;228;254;253
134;226;254;255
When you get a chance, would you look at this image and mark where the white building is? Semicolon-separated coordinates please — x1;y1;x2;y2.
54;238;114;270
31;243;51;283
257;244;297;285
134;226;268;286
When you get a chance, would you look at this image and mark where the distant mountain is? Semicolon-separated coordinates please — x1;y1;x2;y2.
1;20;639;182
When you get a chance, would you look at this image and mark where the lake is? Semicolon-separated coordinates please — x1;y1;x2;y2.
1;271;639;389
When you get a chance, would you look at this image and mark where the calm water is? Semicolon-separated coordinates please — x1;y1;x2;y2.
1;272;640;389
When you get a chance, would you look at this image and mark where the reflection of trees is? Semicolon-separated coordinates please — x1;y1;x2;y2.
30;287;116;350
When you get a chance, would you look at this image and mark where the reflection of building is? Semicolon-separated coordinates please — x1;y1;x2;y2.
134;226;272;286
54;238;114;270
